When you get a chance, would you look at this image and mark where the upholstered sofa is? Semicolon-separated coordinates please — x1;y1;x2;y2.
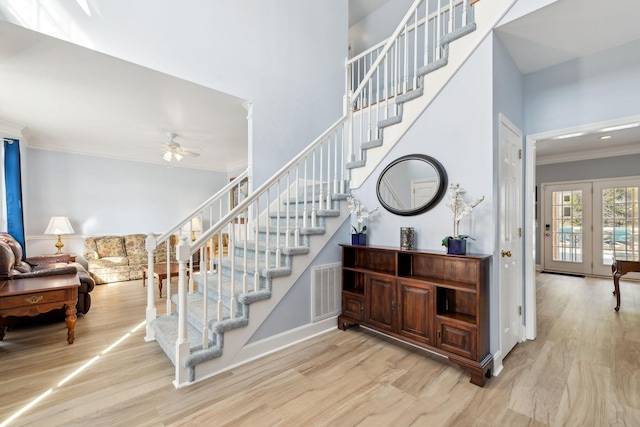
0;232;95;314
84;234;178;284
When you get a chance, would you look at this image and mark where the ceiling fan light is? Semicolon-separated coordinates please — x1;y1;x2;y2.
163;151;172;162
174;153;183;161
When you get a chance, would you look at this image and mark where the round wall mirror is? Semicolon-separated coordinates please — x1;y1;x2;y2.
376;154;447;216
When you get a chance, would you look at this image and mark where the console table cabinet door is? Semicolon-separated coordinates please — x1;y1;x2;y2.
342;293;365;321
365;274;395;332
437;318;477;359
397;279;434;346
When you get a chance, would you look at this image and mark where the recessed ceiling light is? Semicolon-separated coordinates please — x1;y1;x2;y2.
600;135;612;140
554;132;586;140
600;123;640;132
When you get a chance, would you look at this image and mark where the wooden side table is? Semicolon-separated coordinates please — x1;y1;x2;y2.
141;263;189;298
0;273;80;344
611;259;640;311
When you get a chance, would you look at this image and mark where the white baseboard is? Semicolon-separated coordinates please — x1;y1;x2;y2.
224;316;338;371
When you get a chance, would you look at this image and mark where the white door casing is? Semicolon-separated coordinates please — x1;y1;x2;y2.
497;114;524;371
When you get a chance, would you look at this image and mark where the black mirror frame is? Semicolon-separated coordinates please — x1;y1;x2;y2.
376;154;448;216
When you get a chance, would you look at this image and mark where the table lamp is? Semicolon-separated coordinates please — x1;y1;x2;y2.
44;216;75;254
190;217;202;241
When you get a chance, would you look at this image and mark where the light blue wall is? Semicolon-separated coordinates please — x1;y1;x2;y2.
524;39;640;135
353;36;498;355
24;149;226;254
356;37;495;255
249;218;350;342
493;37;524;132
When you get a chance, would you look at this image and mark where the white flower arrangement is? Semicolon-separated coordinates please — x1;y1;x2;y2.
442;183;484;247
347;195;379;234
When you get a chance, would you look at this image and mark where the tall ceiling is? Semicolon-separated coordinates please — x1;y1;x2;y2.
1;0;639;170
496;0;640;163
0;20;249;172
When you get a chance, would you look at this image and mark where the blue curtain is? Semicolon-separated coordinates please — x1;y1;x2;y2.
4;138;26;257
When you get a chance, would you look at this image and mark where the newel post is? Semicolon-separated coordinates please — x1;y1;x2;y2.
144;232;157;341
174;235;191;387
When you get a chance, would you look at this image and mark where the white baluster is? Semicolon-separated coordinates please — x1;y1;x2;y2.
295;166;301;247
265;189;271;270
285;173;291;248
144;232;157;341
462;0;468;26
325;139;331;209
436;0;442;60
201;245;208;350
242;208;248;294
254;199;260;292
318;143;324;211
449;0;454;33
403;24;409;93
413;8;419;89
332;132;344;196
217;232;223;321
311;149;317;227
302;159;308;228
229;223;236;318
275;182;281;268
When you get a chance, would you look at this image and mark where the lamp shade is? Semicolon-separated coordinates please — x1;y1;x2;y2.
191;216;202;232
44;216;75;235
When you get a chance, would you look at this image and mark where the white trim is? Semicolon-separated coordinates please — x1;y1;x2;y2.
189;317;338;386
533;114;640;165
524;135;537;340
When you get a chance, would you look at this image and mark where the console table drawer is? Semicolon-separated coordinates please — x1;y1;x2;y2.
0;289;70;310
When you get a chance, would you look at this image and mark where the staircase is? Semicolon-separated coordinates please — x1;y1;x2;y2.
145;0;516;387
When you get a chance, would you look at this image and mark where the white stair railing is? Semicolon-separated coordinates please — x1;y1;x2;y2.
151;116;350;382
347;0;475;164
144;169;249;341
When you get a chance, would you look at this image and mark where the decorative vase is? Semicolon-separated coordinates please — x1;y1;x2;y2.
400;227;415;250
447;238;466;255
351;233;367;246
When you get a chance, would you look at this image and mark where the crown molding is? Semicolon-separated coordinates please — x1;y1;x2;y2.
0;119;25;139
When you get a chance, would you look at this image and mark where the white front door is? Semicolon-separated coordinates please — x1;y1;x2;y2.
542;182;593;275
498;114;523;361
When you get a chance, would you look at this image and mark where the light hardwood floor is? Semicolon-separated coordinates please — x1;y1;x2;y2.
0;273;639;426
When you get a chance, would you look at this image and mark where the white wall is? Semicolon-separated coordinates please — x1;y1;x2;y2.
348;0;413;57
0;0;348;189
25;149;227;257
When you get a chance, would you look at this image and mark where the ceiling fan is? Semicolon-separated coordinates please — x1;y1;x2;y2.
162;133;201;162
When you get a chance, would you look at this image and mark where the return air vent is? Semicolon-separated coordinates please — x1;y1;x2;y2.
311;263;341;322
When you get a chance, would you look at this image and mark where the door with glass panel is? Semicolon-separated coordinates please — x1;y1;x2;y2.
592;180;639;277
543;183;593;275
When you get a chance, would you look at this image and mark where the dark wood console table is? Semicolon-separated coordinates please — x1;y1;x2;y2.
338;244;493;387
0;273;80;344
611;259;640;311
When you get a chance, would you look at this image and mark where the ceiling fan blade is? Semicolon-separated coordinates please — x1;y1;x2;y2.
176;147;201;157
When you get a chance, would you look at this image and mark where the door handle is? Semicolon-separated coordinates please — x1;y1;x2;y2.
501;250;512;258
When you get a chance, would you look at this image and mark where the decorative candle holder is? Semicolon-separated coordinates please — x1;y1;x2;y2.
400;227;415;250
